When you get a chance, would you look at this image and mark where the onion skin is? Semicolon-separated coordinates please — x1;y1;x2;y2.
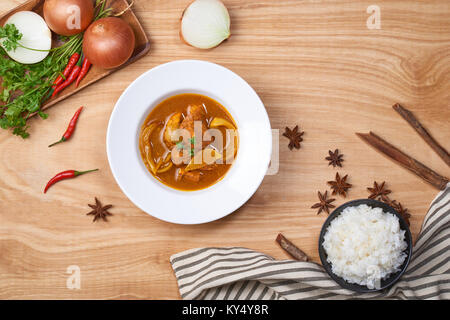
43;0;94;36
82;17;136;69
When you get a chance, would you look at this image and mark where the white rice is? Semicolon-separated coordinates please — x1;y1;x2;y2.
322;204;408;289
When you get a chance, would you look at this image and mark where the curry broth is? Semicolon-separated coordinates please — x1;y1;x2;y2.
139;93;238;191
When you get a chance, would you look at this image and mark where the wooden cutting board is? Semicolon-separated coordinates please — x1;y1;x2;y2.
0;0;150;111
0;0;449;299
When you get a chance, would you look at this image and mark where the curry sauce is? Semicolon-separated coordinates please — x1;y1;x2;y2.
139;93;238;191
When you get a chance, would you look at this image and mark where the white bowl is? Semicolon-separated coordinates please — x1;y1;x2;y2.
107;60;272;224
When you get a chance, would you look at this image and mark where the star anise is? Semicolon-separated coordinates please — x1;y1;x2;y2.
311;191;336;215
389;200;411;226
325;149;344;167
283;125;304;150
86;198;113;222
328;173;352;197
367;181;391;203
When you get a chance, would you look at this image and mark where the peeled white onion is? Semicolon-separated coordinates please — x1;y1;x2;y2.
1;11;52;64
181;0;231;49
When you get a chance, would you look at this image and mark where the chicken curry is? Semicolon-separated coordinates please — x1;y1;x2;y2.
139;93;238;191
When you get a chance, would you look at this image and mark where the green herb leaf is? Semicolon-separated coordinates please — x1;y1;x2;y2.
38;111;48;119
0;32;83;138
0;24;22;52
176;141;185;150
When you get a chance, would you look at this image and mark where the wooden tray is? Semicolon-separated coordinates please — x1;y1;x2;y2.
0;0;150;112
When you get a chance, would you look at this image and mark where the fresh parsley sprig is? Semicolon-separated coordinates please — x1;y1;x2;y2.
176;137;197;156
0;24;59;53
0;27;83;138
0;24;22;52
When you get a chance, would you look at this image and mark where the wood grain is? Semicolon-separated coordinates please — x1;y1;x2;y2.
0;0;449;299
393;103;450;167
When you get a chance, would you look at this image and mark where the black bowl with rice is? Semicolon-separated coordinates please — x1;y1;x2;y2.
318;199;413;293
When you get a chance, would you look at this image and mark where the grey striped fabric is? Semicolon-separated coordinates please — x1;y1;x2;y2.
170;184;450;300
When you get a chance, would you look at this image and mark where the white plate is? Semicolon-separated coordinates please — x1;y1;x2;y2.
107;60;272;224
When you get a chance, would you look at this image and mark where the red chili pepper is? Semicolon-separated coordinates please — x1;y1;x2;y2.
76;57;92;87
54;52;80;89
52;54;83;98
44;169;99;193
48;106;83;147
42;52;80;103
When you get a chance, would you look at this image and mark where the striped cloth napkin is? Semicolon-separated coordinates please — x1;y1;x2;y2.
170;184;450;300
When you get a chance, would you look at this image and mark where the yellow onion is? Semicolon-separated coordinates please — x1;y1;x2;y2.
140;123;160;174
43;0;94;36
83;17;135;69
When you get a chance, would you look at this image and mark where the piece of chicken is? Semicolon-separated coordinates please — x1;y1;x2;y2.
183;171;201;182
163;112;182;149
175;168;201;182
179;104;211;149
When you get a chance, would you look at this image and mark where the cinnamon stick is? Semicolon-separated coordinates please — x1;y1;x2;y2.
276;233;308;262
393;103;450;167
356;132;449;190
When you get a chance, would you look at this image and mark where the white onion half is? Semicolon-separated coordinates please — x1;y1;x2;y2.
181;0;231;49
2;11;52;64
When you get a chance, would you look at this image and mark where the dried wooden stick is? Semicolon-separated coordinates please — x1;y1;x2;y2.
393;103;450;167
276;233;308;262
356;132;449;190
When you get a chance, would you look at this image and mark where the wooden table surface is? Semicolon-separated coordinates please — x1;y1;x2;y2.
0;0;449;299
